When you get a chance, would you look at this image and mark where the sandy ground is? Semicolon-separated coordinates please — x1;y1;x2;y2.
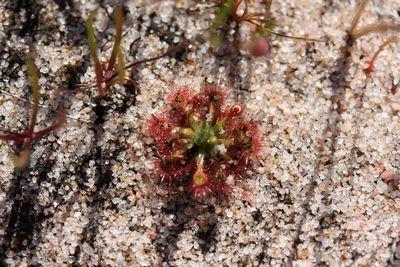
0;0;400;266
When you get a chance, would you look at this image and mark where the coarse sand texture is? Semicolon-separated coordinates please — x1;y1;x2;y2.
0;0;399;266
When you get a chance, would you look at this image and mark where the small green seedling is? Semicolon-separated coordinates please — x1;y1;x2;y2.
79;5;183;96
209;0;322;52
0;50;65;169
84;5;125;95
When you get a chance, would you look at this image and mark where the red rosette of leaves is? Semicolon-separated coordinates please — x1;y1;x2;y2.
147;86;261;198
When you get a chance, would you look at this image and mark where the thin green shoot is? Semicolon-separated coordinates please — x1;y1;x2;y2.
86;14;106;95
210;0;235;47
0;51;65;169
107;5;124;74
117;49;125;83
26;50;40;135
81;5;184;95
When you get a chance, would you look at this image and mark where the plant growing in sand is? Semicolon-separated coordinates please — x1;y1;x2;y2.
147;86;261;198
209;0;322;55
0;49;65;169
79;5;184;96
347;0;400;76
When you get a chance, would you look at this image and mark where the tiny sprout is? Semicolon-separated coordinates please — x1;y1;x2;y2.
148;86;261;198
0;49;65;169
84;5;127;95
80;5;184;96
209;0;322;50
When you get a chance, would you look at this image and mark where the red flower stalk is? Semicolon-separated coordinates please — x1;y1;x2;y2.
147;86;261;198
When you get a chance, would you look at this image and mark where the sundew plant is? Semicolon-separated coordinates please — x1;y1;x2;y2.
148;86;261;198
